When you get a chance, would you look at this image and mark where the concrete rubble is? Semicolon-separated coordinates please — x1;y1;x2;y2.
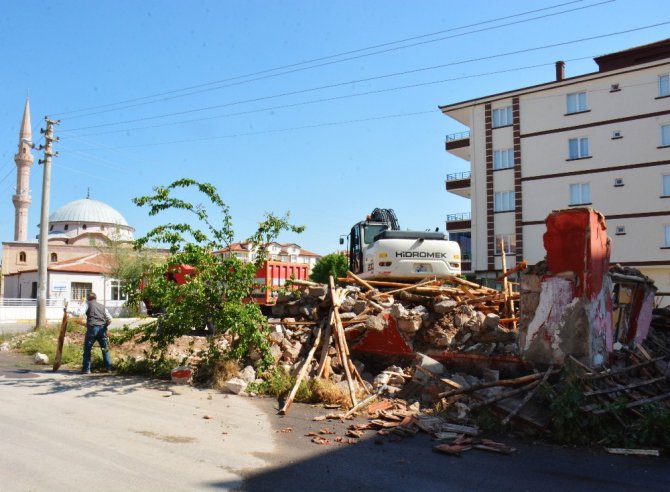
262;208;669;452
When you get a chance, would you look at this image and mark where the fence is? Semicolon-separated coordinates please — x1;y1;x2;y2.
0;299;129;323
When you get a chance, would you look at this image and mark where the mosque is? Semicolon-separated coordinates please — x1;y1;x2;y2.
1;99;136;313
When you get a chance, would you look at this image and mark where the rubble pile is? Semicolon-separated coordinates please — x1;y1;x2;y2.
266;273;520;372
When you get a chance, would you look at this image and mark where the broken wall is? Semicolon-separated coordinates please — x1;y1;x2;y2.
519;208;613;367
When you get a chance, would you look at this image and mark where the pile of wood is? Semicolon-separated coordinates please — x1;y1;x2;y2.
267;272;520;367
264;272;526;414
572;345;670;417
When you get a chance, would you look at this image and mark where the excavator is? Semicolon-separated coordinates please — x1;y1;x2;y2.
342;208;461;280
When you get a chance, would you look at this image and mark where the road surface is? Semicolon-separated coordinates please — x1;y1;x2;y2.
1;352;668;491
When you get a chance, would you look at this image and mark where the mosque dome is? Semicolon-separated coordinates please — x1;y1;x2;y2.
49;198;130;226
48;197;134;242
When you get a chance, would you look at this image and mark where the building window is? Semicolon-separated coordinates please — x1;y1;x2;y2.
18;251;27;263
663;174;670;197
50;253;58;262
82;224;87;230
494;234;516;255
492;106;513;128
615;226;626;235
660;75;670;97
49;225;53;231
661;124;670;147
614;178;624;187
449;231;471;261
493;149;514;170
494;191;515;212
570;183;591;205
71;282;92;301
568;137;589;159
566;91;587;113
111;280;127;301
64;224;69;231
665;225;670;247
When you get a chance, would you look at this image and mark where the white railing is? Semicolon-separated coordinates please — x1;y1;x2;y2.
0;298;66;307
0;298;129;322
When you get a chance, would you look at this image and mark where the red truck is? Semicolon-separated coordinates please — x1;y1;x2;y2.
143;260;310;315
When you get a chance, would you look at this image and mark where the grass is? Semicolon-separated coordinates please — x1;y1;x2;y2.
11;321;123;371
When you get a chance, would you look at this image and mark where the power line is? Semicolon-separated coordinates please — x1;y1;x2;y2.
52;0;612;120
58;20;669;134
60;110;437;152
63;57;595;139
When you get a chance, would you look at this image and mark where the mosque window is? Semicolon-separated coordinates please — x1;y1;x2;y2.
50;253;58;262
82;224;87;230
64;224;69;231
19;251;26;263
49;225;53;231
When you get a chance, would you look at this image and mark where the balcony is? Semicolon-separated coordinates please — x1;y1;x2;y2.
445;171;471;199
445;131;470;160
445;212;471;232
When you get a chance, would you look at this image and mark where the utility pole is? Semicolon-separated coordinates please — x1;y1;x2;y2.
35;117;59;329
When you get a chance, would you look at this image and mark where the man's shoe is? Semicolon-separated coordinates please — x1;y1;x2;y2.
81;370;91;374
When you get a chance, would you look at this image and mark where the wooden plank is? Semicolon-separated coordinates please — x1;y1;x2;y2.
439;371;551;398
501;366;553;425
605;448;660;457
583;377;666;397
346;271;375;292
52;302;69;372
278;323;323;415
582;357;666;380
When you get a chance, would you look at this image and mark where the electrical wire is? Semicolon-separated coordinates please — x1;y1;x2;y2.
62;57;594;139
51;0;613;120
60;110;437;152
57;20;669;134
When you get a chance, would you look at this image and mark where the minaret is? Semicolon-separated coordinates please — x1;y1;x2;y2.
13;98;34;241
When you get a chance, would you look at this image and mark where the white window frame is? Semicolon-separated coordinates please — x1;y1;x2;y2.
663;174;670;197
110;280;127;301
661;124;670;147
665;225;670;247
492;106;513;128
494;191;515;212
493;149;514;170
566;91;587;113
570;183;591;205
494;234;516;255
660;74;670;97
568;137;590;159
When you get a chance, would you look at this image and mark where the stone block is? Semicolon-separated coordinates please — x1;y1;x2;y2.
397;317;422;333
484;313;500;331
434;299;457;314
414;352;444;376
365;314;387;332
224;377;248;395
390;303;408;319
308;285;328;297
353;300;368;314
239;365;256;383
34;352;49;365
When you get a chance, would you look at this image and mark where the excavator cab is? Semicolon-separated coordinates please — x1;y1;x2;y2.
344;208;461;279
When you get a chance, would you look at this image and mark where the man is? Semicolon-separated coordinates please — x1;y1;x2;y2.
70;292;113;374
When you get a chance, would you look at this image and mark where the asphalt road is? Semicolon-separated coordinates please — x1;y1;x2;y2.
1;352;669;492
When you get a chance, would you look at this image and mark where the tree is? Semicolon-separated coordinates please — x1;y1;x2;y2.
104;239;164;314
310;253;349;284
131;178;303;368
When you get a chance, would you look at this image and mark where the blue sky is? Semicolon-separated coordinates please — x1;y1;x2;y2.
0;0;667;255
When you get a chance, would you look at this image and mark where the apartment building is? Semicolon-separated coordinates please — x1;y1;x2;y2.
440;38;670;296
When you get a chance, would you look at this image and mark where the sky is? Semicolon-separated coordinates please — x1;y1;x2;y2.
0;0;668;256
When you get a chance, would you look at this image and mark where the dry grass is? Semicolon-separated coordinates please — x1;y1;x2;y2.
309;378;351;407
212;359;240;390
